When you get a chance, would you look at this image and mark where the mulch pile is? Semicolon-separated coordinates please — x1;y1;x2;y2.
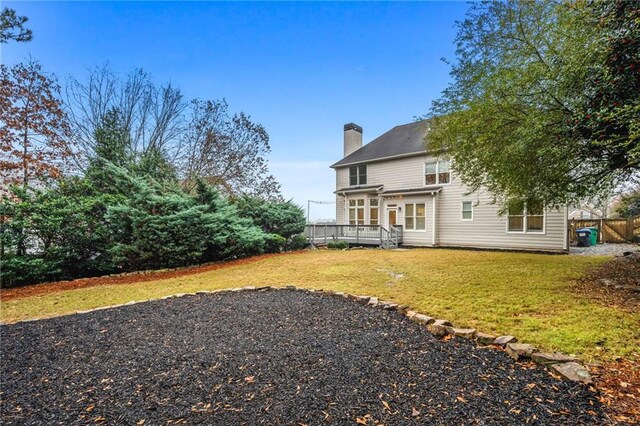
0;252;302;302
1;290;604;425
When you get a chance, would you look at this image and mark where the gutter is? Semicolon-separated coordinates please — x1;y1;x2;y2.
379;187;443;197
330;151;427;169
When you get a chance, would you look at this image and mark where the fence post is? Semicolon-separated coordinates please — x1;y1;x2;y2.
600;219;604;243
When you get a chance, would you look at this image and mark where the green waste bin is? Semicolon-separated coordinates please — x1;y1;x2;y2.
576;228;591;247
588;226;598;245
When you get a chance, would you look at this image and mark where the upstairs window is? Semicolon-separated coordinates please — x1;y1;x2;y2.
405;203;426;231
425;159;450;185
349;164;367;186
348;199;365;225
507;200;545;233
369;199;379;225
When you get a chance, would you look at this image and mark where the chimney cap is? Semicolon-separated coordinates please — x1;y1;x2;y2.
344;122;362;133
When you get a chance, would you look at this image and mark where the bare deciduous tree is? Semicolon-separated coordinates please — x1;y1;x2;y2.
65;65;186;166
65;65;280;198
180;99;281;199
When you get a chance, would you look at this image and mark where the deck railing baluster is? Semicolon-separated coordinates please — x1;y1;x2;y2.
303;225;401;248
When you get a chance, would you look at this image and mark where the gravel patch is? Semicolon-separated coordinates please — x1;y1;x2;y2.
570;243;639;256
1;290;604;425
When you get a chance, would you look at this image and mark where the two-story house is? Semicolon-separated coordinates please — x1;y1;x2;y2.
330;121;569;252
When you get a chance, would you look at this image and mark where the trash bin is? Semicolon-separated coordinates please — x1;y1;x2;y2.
588;226;598;245
576;228;591;247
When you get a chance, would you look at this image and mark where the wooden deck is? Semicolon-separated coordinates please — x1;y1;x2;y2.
305;225;403;249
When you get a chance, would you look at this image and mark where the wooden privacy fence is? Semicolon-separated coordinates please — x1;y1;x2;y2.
569;216;640;243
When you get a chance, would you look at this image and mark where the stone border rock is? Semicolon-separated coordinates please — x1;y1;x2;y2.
1;285;593;385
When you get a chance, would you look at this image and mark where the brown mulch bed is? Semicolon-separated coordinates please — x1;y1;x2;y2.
0;251;304;302
592;358;640;425
574;252;640;312
575;252;640;424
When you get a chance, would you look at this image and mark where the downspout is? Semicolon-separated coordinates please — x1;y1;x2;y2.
563;205;569;252
432;192;437;246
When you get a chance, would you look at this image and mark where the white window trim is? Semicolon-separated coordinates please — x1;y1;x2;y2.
461;201;473;221
424;159;452;187
404;202;427;232
505;206;546;234
348;198;365;226
369;198;379;226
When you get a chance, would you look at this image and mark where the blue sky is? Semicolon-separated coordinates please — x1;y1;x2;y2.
1;1;470;220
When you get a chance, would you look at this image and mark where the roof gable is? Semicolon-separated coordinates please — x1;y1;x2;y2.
331;120;429;168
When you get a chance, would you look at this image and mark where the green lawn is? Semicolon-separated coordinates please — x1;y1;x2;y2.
1;249;635;362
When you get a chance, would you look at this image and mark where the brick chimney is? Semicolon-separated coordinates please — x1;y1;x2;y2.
343;123;363;157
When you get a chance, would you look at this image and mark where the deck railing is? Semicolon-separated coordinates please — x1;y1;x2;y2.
305;224;403;248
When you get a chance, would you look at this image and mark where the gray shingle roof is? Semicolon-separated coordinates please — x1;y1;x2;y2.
331;120;429;168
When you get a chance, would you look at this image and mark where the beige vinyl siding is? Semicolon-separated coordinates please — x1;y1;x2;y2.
336;167;349;190
393;196;434;246
436;177;567;252
367;156;426;190
336;195;345;224
335;168;349;224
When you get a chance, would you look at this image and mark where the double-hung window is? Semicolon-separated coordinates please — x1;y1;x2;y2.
425;159;451;185
404;203;426;231
348;199;365;225
507;200;545;233
461;201;473;221
349;164;367;186
369;199;379;225
525;202;544;232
